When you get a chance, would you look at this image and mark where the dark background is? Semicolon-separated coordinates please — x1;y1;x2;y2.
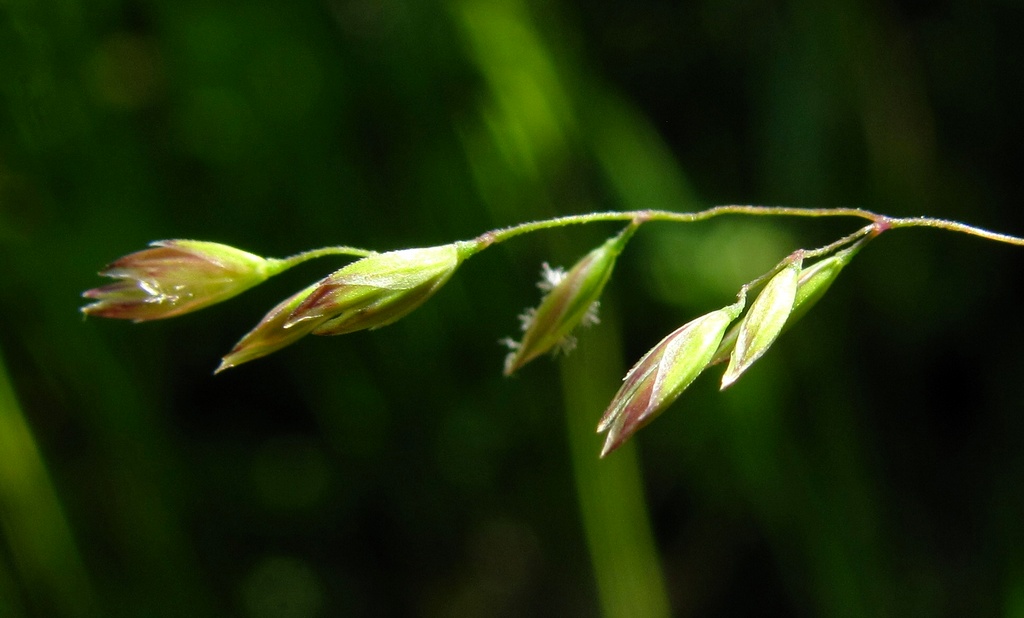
2;0;1023;616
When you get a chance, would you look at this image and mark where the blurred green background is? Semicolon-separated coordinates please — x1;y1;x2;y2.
2;0;1024;616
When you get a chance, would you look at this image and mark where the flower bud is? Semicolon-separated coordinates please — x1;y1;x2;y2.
216;283;323;373
81;240;280;322
598;303;743;457
503;224;637;375
709;244;861;367
720;258;801;389
786;243;860;325
286;243;468;336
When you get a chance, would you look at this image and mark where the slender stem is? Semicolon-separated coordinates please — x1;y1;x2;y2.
887;216;1024;246
714;223;880;316
472;206;1024;249
475;206;884;247
802;223;879;260
265;245;377;276
262;209;1024;274
279;245;376;266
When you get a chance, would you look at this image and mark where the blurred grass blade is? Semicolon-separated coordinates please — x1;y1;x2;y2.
0;349;98;617
561;323;670;618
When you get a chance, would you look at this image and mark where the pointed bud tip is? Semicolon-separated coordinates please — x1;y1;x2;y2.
502;351;528;377
596;413;615;433
719;371;739;390
599;429;626;458
599;436;615;458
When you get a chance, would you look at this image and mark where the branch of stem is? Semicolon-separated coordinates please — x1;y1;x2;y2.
273;245;377;272
474;206;1024;249
274;207;1024;275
